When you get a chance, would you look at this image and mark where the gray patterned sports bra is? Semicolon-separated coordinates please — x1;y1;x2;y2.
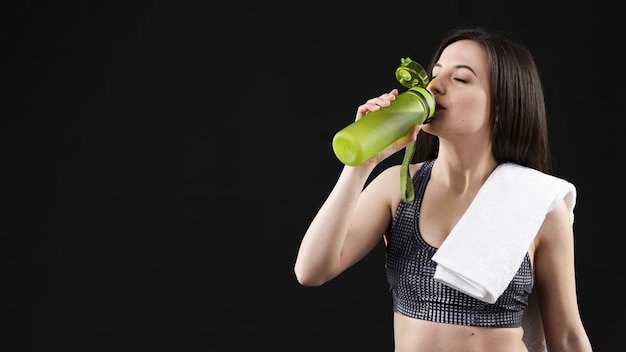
385;160;533;327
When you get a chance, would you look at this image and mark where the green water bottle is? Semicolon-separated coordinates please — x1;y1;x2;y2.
332;58;435;166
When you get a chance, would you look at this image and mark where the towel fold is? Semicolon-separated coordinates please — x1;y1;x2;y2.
431;162;576;304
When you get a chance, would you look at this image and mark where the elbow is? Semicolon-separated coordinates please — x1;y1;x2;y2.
295;274;319;287
294;263;327;287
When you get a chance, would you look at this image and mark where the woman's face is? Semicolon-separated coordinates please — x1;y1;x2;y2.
423;39;491;139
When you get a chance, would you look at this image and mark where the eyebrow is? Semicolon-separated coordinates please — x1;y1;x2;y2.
433;63;478;76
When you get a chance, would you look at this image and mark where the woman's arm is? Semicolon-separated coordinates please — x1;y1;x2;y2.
534;199;593;351
294;88;419;287
294;163;388;286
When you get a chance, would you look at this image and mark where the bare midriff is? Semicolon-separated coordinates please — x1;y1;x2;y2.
393;313;528;352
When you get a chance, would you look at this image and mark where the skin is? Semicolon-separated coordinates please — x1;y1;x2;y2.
294;40;592;351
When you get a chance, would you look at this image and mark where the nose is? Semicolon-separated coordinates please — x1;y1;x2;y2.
427;76;444;95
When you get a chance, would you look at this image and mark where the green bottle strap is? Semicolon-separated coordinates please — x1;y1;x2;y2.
400;141;415;203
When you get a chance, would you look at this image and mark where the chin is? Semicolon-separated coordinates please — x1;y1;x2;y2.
421;122;435;134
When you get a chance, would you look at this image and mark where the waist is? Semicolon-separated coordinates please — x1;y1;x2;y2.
393;313;528;352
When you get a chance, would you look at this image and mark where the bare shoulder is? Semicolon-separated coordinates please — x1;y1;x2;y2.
368;162;426;190
366;162;426;207
534;198;574;253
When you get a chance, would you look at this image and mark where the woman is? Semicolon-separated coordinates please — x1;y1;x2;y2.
294;27;593;352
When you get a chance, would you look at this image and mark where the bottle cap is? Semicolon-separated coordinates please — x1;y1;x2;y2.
395;57;430;89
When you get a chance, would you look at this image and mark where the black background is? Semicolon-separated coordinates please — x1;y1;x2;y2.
4;1;625;351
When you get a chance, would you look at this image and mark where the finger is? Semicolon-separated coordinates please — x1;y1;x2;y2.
366;94;394;108
407;124;421;141
356;90;398;119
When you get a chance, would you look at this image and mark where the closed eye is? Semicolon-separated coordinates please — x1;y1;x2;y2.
430;76;467;83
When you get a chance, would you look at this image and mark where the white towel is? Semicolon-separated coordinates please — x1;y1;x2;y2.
431;162;576;304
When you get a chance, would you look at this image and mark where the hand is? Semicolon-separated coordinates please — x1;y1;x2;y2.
354;89;421;165
355;89;399;120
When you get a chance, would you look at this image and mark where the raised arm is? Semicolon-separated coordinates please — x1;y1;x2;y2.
294;89;419;286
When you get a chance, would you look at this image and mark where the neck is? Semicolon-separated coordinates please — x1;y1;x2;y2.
432;142;498;194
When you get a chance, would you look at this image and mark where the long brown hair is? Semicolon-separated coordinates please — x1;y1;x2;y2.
415;27;551;173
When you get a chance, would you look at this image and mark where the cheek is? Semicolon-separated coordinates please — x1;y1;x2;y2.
449;95;490;130
465;94;490;120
